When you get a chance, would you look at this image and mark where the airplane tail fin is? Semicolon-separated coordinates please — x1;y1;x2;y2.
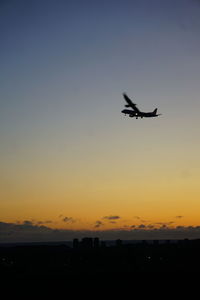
153;108;157;115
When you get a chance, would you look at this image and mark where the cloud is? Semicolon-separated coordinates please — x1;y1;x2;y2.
36;220;53;225
94;221;104;228
129;222;175;231
138;224;146;229
133;217;150;223
22;220;35;226
62;217;75;223
2;221;200;243
154;222;174;227
58;215;76;223
0;221;54;242
175;216;184;219
130;225;136;229
17;219;53;226
146;224;155;229
103;215;120;221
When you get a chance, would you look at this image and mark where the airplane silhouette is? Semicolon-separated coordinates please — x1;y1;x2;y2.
121;93;162;119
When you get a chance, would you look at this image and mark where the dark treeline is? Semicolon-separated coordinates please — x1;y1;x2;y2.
1;238;200;275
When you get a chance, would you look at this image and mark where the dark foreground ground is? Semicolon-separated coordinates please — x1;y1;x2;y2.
1;238;200;275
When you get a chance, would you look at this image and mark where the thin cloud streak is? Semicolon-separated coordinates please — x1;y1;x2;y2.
62;217;76;223
103;216;121;221
94;221;104;228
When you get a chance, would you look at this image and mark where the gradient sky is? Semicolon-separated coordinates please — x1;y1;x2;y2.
1;0;200;239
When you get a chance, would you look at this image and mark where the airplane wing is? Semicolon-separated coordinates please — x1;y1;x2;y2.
123;93;139;112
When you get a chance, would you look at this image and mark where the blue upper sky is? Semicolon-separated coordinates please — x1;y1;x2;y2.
1;0;200;168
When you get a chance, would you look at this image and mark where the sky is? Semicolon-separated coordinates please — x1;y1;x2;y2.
1;0;200;242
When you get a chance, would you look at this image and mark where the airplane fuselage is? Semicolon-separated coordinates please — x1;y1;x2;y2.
121;109;159;118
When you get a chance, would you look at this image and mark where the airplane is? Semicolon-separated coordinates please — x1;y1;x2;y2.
121;93;162;119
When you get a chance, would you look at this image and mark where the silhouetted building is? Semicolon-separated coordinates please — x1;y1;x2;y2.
101;241;106;248
73;238;79;249
116;239;122;247
94;237;100;248
2;238;200;274
184;238;189;244
81;237;93;249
